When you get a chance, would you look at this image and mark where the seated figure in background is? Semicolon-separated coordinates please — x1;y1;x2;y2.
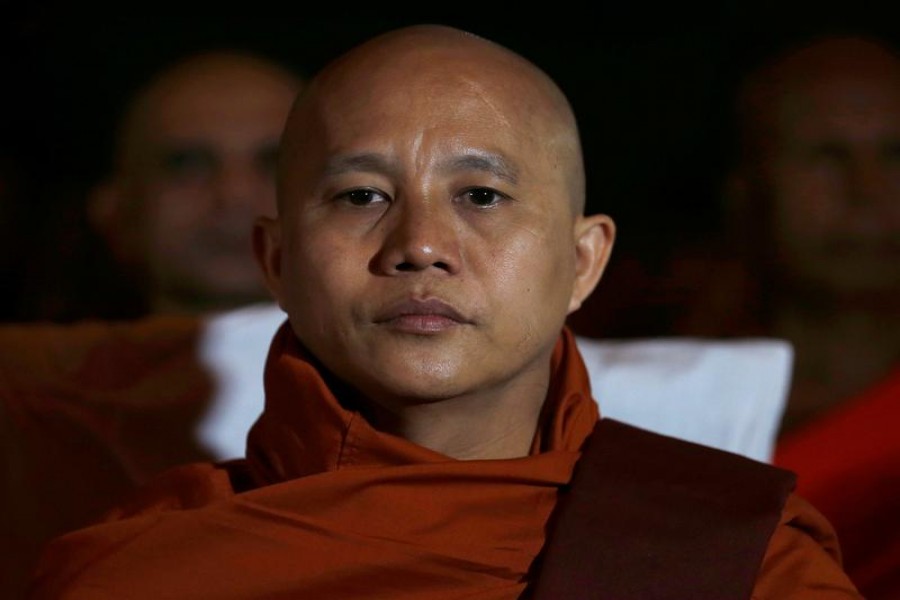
723;33;900;598
89;49;303;315
0;48;301;600
26;23;859;599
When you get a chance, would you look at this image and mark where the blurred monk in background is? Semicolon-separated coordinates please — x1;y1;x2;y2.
721;33;900;598
88;49;302;315
1;48;302;600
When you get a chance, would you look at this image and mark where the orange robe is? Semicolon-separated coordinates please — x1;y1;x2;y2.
0;316;215;600
28;325;860;599
775;367;900;599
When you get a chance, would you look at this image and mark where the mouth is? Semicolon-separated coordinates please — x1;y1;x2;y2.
373;298;471;334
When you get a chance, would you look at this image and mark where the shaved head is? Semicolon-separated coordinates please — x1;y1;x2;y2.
732;34;900;300
117;51;301;176
737;35;900;161
279;25;585;216
93;49;303;313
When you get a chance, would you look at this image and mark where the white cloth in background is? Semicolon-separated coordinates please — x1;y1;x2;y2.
195;303;792;463
195;302;288;461
577;337;793;463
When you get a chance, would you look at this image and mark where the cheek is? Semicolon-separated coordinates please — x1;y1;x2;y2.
148;184;214;232
254;187;278;217
247;170;279;216
282;233;363;320
485;227;574;310
772;165;841;242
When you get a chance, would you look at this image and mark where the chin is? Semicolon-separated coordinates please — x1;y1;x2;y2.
360;356;476;402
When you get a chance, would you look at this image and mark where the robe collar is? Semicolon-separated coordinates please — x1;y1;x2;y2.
246;323;598;485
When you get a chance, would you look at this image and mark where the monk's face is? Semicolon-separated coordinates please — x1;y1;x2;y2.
751;39;900;298
258;29;611;408
116;54;300;309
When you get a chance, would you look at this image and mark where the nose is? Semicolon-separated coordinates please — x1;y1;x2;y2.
373;198;461;276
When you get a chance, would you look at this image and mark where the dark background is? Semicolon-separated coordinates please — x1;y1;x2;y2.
3;2;899;328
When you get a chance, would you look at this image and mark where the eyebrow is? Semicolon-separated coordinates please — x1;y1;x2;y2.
442;151;519;185
321;150;519;184
322;153;399;178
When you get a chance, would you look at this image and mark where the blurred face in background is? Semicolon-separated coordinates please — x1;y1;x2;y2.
93;51;302;312
739;37;900;301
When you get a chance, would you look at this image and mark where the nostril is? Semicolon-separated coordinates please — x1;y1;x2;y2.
393;260;451;273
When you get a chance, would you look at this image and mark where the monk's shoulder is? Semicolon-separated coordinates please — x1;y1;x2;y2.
28;460;240;599
103;459;241;520
751;492;863;599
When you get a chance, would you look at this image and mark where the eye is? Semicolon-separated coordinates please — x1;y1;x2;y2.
882;141;900;163
160;148;218;179
337;188;389;206
255;143;280;177
462;187;506;208
808;142;849;164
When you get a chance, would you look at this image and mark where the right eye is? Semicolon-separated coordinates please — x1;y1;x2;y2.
160;148;217;179
338;188;389;206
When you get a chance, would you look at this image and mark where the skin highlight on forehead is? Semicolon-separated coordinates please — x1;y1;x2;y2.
278;24;584;215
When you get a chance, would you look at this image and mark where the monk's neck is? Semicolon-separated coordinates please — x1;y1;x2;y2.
360;372;551;461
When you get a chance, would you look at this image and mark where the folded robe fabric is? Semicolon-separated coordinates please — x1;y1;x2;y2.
0;316;215;600
28;325;861;599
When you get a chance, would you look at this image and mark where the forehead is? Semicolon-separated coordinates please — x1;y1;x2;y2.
129;57;299;146
289;45;570;174
326;78;534;150
776;73;900;142
761;39;900;142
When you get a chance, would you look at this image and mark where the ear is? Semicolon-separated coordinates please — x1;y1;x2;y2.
567;213;616;314
253;215;287;308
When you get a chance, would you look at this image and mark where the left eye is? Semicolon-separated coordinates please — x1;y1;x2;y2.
339;188;388;206
463;187;503;207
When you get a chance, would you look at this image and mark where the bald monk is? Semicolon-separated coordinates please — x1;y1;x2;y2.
28;24;861;599
89;50;302;315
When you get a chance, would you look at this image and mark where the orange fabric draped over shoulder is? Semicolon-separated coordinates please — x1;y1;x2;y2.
28;325;598;600
0;316;214;600
27;325;861;599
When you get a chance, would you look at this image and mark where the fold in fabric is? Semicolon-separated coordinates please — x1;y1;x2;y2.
27;324;862;598
29;326;598;599
775;367;900;599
